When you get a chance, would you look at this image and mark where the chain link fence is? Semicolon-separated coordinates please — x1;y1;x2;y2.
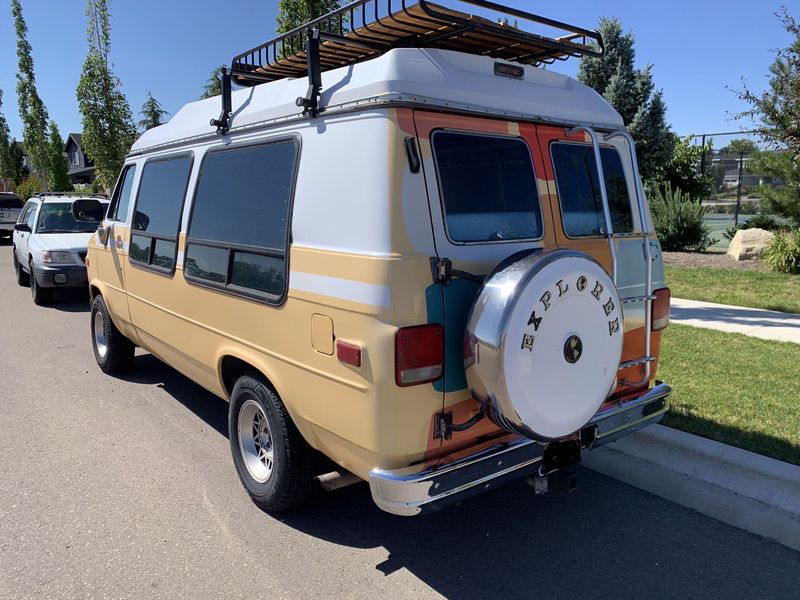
688;130;786;252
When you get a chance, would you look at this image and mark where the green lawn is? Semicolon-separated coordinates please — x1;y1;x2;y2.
665;265;800;314
658;324;800;465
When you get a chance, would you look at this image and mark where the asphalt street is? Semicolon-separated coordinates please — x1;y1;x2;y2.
1;239;799;600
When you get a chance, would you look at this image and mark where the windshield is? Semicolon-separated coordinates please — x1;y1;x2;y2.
36;202;104;234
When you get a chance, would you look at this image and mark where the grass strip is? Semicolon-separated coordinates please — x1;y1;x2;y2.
657;324;800;465
665;265;800;314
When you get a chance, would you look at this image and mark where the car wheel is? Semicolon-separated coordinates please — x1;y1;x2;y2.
229;373;316;513
14;250;29;286
29;260;52;305
91;295;135;374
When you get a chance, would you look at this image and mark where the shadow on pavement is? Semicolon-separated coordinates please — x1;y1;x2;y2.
671;304;800;328
112;351;800;599
118;353;229;437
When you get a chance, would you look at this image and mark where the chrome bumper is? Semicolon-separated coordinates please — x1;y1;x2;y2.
369;382;671;516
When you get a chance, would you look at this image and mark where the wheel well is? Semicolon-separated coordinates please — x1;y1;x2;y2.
89;285;101;301
220;356;270;398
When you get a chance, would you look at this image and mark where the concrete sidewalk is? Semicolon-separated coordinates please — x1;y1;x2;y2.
671;297;800;343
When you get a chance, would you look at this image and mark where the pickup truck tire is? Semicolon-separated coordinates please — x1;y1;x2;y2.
90;295;135;374
29;260;52;305
229;373;315;513
14;250;29;286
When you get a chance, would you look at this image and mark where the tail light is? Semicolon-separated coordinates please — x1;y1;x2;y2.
395;324;444;387
652;287;671;331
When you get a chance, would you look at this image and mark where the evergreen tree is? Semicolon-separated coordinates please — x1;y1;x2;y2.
11;0;50;189
138;91;169;130
0;89;14;188
735;8;800;225
276;0;341;34
46;120;72;192
200;66;225;99
578;17;674;180
76;0;137;189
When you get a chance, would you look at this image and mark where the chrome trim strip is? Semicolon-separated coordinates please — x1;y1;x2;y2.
618;355;656;370
622;294;656;304
369;382;672;516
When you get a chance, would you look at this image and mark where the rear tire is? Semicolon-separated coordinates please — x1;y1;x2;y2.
29;261;52;305
14;250;29;286
229;373;315;513
91;295;135;374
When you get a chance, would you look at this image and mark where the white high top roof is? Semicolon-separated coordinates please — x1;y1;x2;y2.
132;48;623;153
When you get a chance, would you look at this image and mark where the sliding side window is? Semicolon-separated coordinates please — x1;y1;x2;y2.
129;154;192;274
184;139;299;303
551;143;634;237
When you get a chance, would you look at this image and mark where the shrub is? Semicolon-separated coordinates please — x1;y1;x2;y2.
745;214;783;231
650;184;717;251
15;174;43;201
763;229;800;274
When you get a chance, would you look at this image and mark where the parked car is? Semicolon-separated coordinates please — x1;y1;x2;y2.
12;194;108;305
73;0;672;516
0;192;23;238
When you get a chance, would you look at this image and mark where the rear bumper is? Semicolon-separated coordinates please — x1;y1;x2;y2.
32;263;88;288
369;382;671;516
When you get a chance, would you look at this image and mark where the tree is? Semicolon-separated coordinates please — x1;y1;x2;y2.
749;150;800;225
578;18;674;180
46;120;72;192
276;0;341;34
11;0;49;189
138;91;169;130
734;8;800;224
658;136;713;201
0;89;14;188
720;138;758;156
76;0;137;189
200;66;225;99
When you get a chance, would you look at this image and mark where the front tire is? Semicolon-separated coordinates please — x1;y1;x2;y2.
229;373;315;513
91;295;135;374
14;250;29;286
29;261;52;305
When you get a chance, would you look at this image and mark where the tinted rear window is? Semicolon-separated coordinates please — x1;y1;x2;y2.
0;195;22;209
551;143;634;236
432;132;543;243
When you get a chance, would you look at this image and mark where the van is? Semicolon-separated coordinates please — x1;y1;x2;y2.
74;0;672;516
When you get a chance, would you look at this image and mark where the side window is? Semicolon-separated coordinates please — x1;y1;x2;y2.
432;131;543;243
129;155;192;273
184;139;299;302
107;165;137;222
551;143;634;237
17;202;32;224
25;204;38;230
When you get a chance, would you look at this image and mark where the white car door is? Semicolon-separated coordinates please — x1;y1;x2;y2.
14;201;38;267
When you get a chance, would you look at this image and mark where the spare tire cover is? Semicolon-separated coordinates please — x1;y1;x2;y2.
465;250;623;441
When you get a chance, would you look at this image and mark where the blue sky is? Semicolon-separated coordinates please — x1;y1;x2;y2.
0;0;794;146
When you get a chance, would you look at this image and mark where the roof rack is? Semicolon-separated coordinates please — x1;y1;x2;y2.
211;0;603;131
32;192;109;200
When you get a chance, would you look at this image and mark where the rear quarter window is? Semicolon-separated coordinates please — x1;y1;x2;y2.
184;138;299;302
432;131;543;243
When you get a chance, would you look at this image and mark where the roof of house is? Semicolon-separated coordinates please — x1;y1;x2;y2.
65;133;84;152
132;48;623;154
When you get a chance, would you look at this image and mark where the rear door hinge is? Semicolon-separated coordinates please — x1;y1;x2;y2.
434;410;486;440
430;256;452;285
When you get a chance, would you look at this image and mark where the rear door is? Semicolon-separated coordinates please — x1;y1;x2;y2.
535;125;652;387
413;111;555;450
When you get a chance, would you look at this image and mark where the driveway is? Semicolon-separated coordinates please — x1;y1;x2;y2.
1;239;798;599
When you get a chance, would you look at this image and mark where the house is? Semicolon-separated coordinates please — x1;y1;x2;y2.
64;133;95;186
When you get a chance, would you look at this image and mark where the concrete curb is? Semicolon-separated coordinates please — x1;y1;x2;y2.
582;424;800;552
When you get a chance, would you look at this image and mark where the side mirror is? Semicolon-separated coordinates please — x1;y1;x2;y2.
72;199;105;222
14;223;31;233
